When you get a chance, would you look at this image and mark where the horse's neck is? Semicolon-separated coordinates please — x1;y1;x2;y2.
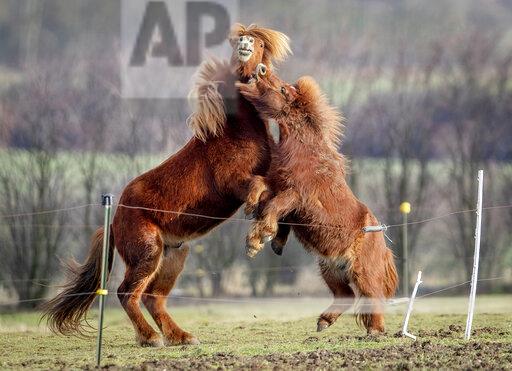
278;134;346;184
228;93;270;136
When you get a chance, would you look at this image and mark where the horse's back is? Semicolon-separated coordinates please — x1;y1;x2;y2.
112;129;268;242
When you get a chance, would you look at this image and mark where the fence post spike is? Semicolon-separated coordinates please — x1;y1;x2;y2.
464;170;484;340
402;270;423;340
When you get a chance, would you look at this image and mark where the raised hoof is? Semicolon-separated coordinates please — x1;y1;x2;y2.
138;335;164;348
261;235;273;243
246;246;260;258
270;241;284;255
317;319;331;332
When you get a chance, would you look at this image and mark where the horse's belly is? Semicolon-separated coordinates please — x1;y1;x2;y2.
292;223;354;259
161;195;242;240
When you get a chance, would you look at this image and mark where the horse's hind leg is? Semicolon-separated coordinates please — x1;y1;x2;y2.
351;267;386;334
142;245;199;346
117;229;163;347
317;259;355;332
351;232;393;334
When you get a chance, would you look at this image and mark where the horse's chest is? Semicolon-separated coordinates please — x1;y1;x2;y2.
231;138;271;174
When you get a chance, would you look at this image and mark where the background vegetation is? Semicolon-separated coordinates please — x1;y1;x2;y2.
0;0;511;307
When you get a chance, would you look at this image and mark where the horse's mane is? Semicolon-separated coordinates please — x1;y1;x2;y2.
229;23;292;70
295;76;345;153
187;58;233;142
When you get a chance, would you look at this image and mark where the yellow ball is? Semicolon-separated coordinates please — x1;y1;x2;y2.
195;268;206;278
194;244;205;254
400;202;411;214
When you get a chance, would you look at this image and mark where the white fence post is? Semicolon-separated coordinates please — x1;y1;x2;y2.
464;170;484;340
402;270;423;340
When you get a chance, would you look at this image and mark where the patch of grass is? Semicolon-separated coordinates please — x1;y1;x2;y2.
0;295;511;369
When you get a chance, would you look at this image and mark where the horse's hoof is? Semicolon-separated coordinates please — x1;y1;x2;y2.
271;241;284;255
184;336;200;345
367;328;385;336
246;247;260;258
139;335;164;347
317;319;330;332
165;333;200;346
261;235;273;243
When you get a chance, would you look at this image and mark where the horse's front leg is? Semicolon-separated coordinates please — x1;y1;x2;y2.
244;175;269;217
271;219;291;256
246;189;298;257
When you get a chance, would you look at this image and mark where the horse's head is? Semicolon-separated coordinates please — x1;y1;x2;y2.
236;72;298;120
238;74;344;149
230;24;291;81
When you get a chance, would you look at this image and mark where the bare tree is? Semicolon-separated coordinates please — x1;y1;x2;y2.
442;32;512;281
189;216;245;297
0;66;74;306
345;48;442;292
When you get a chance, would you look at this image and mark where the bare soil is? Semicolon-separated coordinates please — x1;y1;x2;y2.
101;327;512;370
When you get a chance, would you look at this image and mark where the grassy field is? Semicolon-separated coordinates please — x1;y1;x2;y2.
0;295;511;370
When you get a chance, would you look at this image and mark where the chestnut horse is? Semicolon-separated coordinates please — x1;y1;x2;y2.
42;24;291;347
238;75;398;334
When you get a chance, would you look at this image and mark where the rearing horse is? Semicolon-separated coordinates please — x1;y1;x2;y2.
43;24;291;347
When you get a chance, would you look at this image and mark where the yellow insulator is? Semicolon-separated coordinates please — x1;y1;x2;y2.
400;202;411;214
195;268;206;278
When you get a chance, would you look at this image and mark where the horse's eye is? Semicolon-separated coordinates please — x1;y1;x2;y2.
239;36;243;42
280;87;287;95
249;37;254;43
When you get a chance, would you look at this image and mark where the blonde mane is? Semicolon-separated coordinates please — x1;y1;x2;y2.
187;58;233;142
295;76;345;152
187;24;291;141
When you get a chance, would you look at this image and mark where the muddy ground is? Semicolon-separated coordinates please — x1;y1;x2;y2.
103;326;512;370
3;302;511;370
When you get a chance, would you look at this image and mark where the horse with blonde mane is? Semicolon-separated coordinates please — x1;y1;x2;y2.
238;74;398;335
42;24;291;347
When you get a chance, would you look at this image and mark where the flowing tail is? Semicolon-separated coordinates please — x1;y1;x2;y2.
355;248;399;329
383;248;399;298
41;227;114;335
